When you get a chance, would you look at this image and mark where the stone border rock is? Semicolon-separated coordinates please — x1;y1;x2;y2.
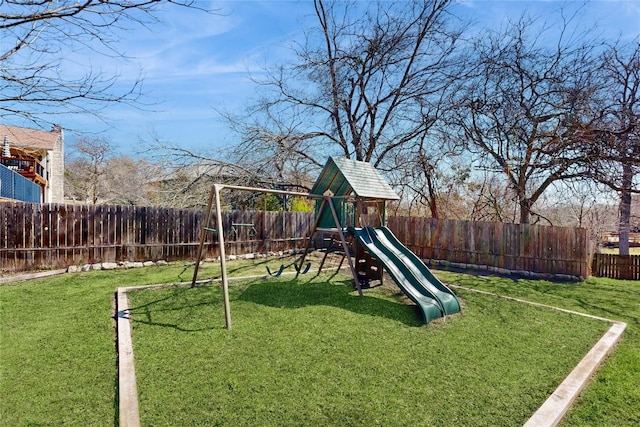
1;250;297;284
1;261;173;283
427;258;584;282
67;259;170;273
2;248;583;283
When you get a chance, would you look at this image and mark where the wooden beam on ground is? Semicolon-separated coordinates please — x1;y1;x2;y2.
523;321;626;427
116;289;141;427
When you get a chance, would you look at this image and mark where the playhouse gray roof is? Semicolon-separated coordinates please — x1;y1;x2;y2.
310;157;399;200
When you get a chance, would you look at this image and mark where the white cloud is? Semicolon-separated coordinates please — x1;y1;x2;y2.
57;0;640;155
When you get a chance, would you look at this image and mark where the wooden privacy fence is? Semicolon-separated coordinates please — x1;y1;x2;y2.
1;203;591;278
386;216;590;279
0;203;313;273
591;253;640;280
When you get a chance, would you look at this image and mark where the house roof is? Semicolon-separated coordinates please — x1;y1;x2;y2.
310;157;399;200
1;125;62;151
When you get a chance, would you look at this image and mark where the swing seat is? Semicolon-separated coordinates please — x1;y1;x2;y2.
295;262;312;274
266;264;285;277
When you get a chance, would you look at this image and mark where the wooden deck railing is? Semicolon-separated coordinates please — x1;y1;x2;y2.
0;156;47;184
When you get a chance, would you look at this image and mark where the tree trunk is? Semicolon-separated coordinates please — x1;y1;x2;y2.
618;163;633;256
519;198;531;224
425;171;439;219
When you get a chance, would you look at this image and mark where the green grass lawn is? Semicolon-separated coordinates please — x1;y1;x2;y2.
0;262;220;427
436;270;640;426
1;259;638;426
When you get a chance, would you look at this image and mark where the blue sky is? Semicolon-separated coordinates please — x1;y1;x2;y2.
17;0;640;156
63;1;315;155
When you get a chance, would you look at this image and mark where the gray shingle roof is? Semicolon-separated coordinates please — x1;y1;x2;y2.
310;157;399;200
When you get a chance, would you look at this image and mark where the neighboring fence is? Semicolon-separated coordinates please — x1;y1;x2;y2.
387;216;590;279
591;253;640;280
0;203;313;272
1;203;591;278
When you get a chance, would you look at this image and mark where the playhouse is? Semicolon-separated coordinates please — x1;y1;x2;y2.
192;157;461;328
304;157;401;287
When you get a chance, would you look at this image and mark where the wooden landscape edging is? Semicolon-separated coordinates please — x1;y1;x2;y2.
524;321;626;426
450;285;627;427
116;288;140;427
113;279;626;426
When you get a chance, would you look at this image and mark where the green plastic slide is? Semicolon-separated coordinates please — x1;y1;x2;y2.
349;227;461;323
371;227;461;314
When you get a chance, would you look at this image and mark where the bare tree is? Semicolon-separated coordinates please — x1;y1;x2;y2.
69;152;209;208
581;41;640;255
632;195;640;232
138;132;304;208
390;150;470;219
466;173;519;223
65;137;114;204
102;156;160;206
223;0;466;181
539;181;618;249
1;0;211;125
451;12;600;224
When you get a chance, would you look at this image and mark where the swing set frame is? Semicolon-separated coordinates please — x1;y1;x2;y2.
190;183;362;330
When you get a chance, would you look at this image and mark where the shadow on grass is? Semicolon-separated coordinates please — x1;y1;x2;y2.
440;269;640;326
126;275;424;331
237;276;424;327
126;287;222;332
